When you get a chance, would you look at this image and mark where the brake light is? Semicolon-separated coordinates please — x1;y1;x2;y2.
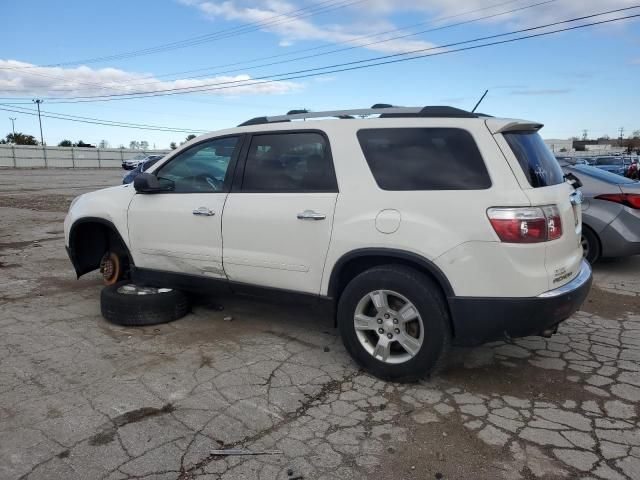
595;193;640;209
542;205;563;240
487;206;563;243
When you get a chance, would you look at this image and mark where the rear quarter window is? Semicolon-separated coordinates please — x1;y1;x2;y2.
357;128;491;191
503;131;565;188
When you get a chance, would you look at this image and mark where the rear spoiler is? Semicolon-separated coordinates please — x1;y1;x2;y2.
485;118;543;134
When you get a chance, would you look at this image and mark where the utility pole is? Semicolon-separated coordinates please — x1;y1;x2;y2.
9;117;16;138
582;129;588;141
618;127;625;140
32;99;46;167
32;99;45;145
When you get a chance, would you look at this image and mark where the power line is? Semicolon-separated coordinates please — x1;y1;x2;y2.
1;0;552;95
0;0;366;72
128;0;556;88
1;13;636;133
0;105;207;133
0;0;530;93
142;0;528;81
24;7;640;104
4;104;209;132
51;0;368;66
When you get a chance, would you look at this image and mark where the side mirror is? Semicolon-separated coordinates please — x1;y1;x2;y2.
134;173;163;193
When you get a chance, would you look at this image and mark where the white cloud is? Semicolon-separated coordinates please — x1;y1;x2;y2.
180;0;436;54
362;0;638;25
180;0;638;55
0;59;301;97
510;88;572;96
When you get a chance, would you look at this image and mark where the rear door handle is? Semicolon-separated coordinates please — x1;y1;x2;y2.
193;207;215;216
297;210;326;221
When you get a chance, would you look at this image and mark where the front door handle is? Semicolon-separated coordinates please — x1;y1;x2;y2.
193;207;215;216
297;210;326;221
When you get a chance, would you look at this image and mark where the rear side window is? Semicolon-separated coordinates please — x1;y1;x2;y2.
357;128;491;191
242;132;338;192
503;131;564;188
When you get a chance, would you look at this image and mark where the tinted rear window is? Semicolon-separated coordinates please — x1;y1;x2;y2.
357;128;491;191
503;131;564;188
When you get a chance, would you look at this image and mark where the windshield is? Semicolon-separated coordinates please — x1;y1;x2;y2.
596;157;623;166
503;131;565;188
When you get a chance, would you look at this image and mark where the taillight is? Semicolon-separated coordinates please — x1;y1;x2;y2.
487;206;563;243
595;193;640;209
542;205;563;240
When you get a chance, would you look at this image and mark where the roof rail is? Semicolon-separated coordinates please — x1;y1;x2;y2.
237;105;479;127
371;103;395;109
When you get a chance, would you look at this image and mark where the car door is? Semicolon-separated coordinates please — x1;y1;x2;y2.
222;131;338;294
127;135;242;278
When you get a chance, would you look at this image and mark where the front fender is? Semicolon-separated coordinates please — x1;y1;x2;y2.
64;184;136;249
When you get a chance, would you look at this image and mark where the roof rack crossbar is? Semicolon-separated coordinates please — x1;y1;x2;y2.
237;106;478;126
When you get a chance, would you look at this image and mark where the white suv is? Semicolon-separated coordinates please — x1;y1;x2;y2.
65;105;592;380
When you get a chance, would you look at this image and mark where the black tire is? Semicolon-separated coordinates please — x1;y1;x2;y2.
101;282;190;326
581;225;601;264
337;265;451;382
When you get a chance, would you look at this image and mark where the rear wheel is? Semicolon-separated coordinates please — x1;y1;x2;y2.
337;265;450;382
581;225;600;264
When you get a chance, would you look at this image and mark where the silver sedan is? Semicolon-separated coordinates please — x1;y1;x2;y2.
561;161;640;263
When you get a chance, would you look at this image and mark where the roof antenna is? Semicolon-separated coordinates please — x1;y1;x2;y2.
471;89;489;113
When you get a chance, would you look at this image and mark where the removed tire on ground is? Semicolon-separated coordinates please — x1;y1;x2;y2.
100;282;190;326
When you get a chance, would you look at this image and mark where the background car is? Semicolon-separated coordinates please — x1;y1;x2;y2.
559;159;640;263
623;157;639;178
593;156;626;176
122;155;164;184
122;153;163;170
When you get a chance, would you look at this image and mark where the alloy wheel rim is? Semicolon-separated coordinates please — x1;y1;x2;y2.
581;235;589;259
116;284;173;296
353;289;424;365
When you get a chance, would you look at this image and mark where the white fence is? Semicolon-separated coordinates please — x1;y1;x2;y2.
0;145;171;168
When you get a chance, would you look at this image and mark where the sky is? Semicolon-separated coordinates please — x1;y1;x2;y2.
1;0;639;149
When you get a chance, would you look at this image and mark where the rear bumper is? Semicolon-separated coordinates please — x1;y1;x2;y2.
449;260;592;345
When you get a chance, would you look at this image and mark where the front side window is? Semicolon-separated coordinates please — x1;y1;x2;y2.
242;132;337;192
357;128;491;190
155;137;239;193
503;131;564;188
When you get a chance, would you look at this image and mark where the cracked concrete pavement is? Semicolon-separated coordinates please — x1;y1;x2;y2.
1;168;639;480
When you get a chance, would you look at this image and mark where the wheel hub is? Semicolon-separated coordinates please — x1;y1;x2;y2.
353;289;424;365
100;252;116;281
117;284;172;295
382;317;396;335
